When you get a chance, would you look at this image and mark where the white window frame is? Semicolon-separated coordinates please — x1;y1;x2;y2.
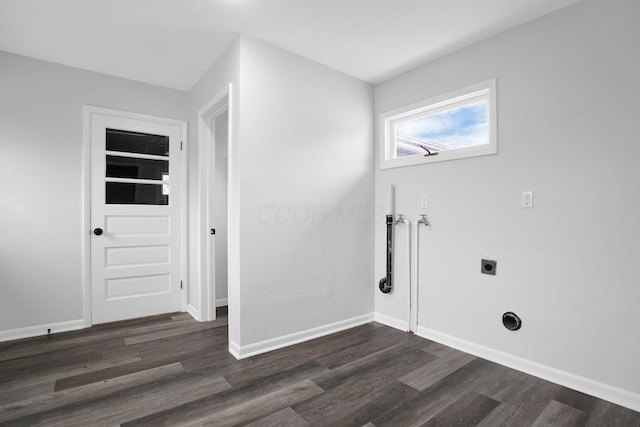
380;79;497;169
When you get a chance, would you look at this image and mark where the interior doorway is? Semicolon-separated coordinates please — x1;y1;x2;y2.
209;110;229;312
197;86;231;322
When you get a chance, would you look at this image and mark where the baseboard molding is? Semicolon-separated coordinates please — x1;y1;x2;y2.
229;339;241;359
416;326;640;412
374;312;409;332
187;304;201;322
216;298;228;307
232;313;375;360
0;319;85;343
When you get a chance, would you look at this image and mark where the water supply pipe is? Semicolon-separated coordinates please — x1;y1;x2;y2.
395;214;411;332
378;214;394;293
413;214;430;332
379;185;395;294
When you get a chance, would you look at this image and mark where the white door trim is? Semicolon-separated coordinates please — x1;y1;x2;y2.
82;105;188;327
195;85;231;322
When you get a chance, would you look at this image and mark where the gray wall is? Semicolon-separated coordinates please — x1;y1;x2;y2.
237;38;375;346
374;0;640;398
0;51;187;333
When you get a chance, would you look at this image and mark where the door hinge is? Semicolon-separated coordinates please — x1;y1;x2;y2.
180;141;183;151
180;280;183;290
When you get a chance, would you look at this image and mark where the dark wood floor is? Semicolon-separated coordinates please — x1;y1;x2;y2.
0;309;638;426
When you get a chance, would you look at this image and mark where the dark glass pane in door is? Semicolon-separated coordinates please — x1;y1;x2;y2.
106;128;169;156
106;156;168;180
106;182;168;205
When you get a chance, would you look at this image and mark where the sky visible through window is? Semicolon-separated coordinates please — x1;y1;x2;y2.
395;100;488;157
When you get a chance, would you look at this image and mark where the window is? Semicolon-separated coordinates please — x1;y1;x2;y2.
105;128;170;205
380;79;497;169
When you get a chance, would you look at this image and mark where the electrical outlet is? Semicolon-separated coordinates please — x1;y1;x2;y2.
521;191;534;208
420;195;429;209
481;259;497;275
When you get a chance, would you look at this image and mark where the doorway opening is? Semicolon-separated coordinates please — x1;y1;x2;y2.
208;110;229;317
197;86;231;322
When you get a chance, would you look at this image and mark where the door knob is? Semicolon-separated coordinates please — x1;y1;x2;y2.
93;228;103;236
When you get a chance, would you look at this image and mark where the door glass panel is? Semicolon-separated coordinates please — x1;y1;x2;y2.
106;128;169;156
106;155;169;180
106;182;168;205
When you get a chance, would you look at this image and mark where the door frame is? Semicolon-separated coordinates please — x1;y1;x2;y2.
82;105;188;327
196;85;231;322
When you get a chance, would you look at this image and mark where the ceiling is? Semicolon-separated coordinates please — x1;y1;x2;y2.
0;0;583;91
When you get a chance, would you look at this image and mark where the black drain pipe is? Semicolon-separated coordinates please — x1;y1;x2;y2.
379;214;393;293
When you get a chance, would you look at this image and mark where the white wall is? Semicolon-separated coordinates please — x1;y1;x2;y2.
236;38;374;349
0;51;187;335
214;111;229;305
374;0;640;408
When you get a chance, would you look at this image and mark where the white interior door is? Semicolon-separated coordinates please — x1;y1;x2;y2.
90;112;183;324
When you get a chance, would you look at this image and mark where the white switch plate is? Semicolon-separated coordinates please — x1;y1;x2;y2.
521;191;534;208
420;195;429;209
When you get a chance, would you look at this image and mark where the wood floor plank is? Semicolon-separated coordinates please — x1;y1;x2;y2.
314;381;419;427
0;362;185;422
133;326;228;359
178;343;237;372
53;352;184;391
54;329;229;392
4;367;231;426
479;380;565;426
0;314;184;362
585;400;640;427
180;379;324;426
123;317;227;345
123;360;328;426
421;392;500;426
471;362;533;401
170;313;193;321
220;356;331;391
215;329;363;388
371;358;502;427
0;380;55;406
399;348;476;391
312;337;437;392
531;399;586;427
0;354;141;392
244;407;308;427
421;340;458;358
295;348;436;424
0;346;104;378
313;325;412;370
476;402;525;427
553;386;601;413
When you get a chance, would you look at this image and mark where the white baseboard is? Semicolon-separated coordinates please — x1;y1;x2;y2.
232;313;375;360
374;312;409;332
229;339;241;359
416;326;640;413
0;319;85;343
216;298;228;307
187;304;201;322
